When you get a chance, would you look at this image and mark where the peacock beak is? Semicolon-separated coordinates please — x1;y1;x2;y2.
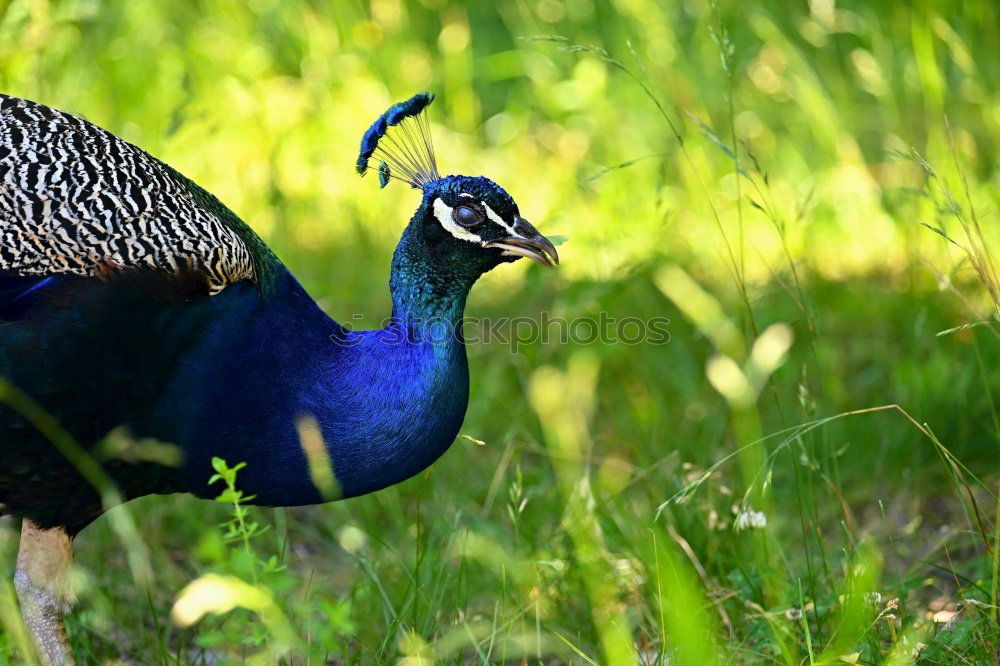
483;216;559;268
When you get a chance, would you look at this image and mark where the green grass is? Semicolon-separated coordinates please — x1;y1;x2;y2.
3;0;1000;663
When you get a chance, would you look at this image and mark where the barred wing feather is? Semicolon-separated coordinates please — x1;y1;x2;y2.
0;94;267;295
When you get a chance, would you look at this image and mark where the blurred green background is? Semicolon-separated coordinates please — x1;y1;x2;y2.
2;0;1000;663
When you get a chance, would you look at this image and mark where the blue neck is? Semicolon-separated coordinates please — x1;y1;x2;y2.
389;222;476;329
157;241;474;506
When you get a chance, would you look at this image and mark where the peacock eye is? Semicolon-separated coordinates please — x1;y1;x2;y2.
453;205;482;228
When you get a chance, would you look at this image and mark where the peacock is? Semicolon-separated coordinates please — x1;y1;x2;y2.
0;92;557;664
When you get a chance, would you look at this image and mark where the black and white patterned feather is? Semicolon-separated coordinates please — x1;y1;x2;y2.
0;94;271;295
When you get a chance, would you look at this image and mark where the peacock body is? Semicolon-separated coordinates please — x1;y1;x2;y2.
0;92;557;664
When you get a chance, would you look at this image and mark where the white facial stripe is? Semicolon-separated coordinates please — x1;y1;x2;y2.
433;198;482;243
482;202;516;235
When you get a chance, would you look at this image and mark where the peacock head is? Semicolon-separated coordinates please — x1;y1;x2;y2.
356;93;558;275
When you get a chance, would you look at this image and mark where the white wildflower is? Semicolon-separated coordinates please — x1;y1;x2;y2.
931;609;957;624
784;607;803;621
612;558;646;590
735;508;768;530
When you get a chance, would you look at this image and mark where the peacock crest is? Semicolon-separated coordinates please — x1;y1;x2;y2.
356;92;440;189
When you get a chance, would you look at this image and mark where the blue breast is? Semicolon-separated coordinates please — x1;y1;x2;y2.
149;269;470;506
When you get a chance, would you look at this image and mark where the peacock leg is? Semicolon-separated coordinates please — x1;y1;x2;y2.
14;519;75;666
